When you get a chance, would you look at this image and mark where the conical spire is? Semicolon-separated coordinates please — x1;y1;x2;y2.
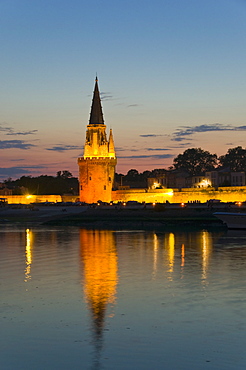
89;77;104;124
108;128;115;154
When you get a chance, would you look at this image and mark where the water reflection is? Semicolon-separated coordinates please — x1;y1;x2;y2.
167;232;175;278
14;227;216;293
25;228;33;282
152;233;159;278
79;229;118;368
201;230;212;283
2;226;246;369
181;243;185;268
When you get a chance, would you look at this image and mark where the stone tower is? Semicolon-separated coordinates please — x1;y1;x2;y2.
78;78;117;203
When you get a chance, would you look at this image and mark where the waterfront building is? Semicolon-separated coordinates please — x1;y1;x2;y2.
205;169;246;187
78;78;117;203
147;176;167;189
0;183;12;196
191;176;211;188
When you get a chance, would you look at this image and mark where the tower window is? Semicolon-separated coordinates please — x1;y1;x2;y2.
80;185;83;190
104;185;106;190
109;177;111;182
89;176;92;180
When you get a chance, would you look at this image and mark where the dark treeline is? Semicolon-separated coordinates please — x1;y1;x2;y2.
2;146;246;193
172;146;246;175
3;171;79;195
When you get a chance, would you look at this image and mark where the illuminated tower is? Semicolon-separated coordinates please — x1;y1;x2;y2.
78;78;117;203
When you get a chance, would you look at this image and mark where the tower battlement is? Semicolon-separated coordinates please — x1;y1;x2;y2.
78;157;116;162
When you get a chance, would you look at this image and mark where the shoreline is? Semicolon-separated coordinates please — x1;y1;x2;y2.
0;204;226;230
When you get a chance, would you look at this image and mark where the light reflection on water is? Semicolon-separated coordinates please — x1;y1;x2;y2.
1;226;246;369
25;229;32;282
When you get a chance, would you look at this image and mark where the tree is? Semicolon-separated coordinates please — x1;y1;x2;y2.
142;170;152;179
219;146;246;172
150;169;166;177
173;148;217;175
4;177;12;184
12;174;79;195
57;170;73;179
126;169;139;178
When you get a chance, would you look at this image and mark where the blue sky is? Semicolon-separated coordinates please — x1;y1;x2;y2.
1;0;246;179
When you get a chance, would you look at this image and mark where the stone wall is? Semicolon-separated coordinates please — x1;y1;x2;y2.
112;187;246;203
2;195;62;204
3;186;246;204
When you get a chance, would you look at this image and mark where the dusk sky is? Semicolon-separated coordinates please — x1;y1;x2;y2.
1;0;246;180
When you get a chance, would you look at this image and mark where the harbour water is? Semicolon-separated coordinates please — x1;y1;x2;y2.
1;225;246;369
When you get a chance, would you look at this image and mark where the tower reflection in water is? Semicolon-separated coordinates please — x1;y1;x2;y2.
80;229;118;339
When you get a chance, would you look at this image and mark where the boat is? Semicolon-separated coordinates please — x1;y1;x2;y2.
214;212;246;229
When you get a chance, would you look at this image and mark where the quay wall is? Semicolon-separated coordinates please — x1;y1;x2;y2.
1;194;78;204
2;186;246;204
112;187;246;204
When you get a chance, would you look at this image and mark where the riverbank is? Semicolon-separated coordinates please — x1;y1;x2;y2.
0;204;226;230
44;207;225;230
